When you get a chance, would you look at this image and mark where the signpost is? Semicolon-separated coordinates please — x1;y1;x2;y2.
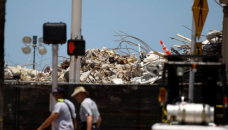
192;0;209;40
194;42;202;55
189;0;209;101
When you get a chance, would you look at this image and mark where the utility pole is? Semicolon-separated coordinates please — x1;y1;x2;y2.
0;0;5;129
69;0;82;83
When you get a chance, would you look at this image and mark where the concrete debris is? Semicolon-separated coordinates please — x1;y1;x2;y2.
171;30;222;56
78;47;165;84
131;76;162;84
112;78;124;84
7;29;221;85
5;47;165;84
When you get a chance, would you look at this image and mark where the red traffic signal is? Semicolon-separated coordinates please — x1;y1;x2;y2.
67;39;85;56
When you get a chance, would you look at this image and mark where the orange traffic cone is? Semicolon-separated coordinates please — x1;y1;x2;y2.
160;40;172;55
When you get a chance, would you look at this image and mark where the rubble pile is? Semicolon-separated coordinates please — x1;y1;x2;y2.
4;47;166;84
4;61;69;82
171;30;222;56
4;30;222;84
80;47;165;84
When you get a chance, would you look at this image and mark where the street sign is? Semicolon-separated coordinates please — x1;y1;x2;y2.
67;39;85;56
194;42;202;55
192;0;209;40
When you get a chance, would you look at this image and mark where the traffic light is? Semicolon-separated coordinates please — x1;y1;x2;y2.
67;39;85;56
43;22;67;44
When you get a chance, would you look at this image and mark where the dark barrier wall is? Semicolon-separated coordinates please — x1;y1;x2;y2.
3;84;161;130
4;85;51;130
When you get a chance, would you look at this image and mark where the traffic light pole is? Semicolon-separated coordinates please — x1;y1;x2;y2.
51;44;58;130
70;0;82;83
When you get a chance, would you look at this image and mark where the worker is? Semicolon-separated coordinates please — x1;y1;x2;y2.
37;87;77;130
71;86;102;130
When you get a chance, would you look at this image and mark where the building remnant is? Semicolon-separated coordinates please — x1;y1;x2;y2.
4;30;222;84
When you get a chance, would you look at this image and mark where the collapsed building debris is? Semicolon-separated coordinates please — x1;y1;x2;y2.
79;47;165;84
4;31;166;84
4;30;222;84
171;30;222;56
4;47;165;84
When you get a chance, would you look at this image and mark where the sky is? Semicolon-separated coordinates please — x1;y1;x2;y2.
4;0;223;70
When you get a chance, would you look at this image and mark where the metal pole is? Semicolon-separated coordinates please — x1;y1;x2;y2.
32;36;37;70
33;47;35;70
188;7;196;102
70;0;82;83
51;44;58;130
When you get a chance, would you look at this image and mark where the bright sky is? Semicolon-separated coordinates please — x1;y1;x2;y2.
4;0;223;70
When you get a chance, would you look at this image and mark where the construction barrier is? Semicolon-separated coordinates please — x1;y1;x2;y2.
3;83;215;130
3;84;161;130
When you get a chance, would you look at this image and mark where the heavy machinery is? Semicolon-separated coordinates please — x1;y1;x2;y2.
152;55;228;130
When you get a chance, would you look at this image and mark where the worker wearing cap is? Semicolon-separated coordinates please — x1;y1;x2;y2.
71;86;102;130
38;87;77;130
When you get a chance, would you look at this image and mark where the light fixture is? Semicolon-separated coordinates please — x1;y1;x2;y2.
38;37;44;45
22;36;32;46
38;47;47;55
38;37;47;55
21;46;31;54
21;36;47;69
